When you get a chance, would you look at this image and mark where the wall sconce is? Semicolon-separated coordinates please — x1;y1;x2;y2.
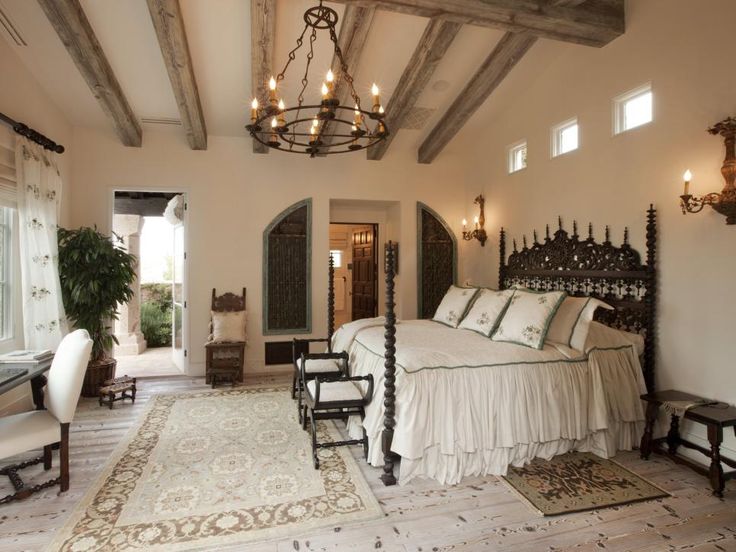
680;116;736;225
462;194;488;246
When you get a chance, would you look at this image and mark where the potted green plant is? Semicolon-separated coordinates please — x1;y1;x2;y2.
57;226;137;396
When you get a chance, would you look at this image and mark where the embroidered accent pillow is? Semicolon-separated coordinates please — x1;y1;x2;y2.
211;310;246;342
492;290;566;349
432;286;479;328
546;296;614;350
458;289;514;336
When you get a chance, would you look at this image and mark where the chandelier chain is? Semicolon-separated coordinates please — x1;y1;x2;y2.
328;26;361;110
276;24;307;87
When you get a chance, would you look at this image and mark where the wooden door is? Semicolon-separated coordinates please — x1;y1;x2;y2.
351;227;376;321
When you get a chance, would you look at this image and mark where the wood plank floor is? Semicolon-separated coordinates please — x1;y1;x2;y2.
1;376;734;552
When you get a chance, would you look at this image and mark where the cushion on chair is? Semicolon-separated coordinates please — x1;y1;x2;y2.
211;310;246;342
0;410;60;460
297;357;341;374
307;380;363;403
46;329;93;424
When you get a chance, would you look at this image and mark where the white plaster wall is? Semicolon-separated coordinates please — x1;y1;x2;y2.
70;127;468;376
458;0;736;459
0;37;73;413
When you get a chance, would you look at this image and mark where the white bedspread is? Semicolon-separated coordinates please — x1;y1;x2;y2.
344;320;646;485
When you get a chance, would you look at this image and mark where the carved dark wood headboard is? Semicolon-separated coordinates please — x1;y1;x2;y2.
498;206;657;392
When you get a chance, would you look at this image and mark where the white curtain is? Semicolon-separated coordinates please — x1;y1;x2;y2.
15;137;68;350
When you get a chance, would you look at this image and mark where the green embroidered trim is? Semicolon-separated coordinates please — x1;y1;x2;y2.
566;297;592;347
352;338;636;375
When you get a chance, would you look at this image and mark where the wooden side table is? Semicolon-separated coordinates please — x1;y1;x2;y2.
205;342;244;388
640;389;736;497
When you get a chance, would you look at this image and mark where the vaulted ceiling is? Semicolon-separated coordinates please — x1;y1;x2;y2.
0;0;624;162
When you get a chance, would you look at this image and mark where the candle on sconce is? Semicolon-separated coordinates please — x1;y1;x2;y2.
309;125;318;145
474;215;479;229
250;98;259;124
371;83;381;113
462;218;467;230
683;169;692;195
321;82;330;101
354;104;363;127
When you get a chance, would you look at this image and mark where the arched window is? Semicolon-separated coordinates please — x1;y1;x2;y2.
417;202;457;319
263;199;311;334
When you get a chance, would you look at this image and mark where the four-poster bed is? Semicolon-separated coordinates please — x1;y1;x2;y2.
326;206;658;486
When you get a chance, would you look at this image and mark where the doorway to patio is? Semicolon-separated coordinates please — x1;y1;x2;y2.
111;191;188;378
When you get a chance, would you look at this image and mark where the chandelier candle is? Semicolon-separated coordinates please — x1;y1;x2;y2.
277;100;286;128
268;76;278;108
371;84;381;114
250;98;259;127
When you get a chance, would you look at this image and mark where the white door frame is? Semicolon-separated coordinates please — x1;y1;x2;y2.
108;187;190;375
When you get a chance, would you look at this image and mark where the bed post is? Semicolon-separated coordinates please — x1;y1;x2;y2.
328;253;335;343
381;241;398;486
499;227;507;290
644;205;657;392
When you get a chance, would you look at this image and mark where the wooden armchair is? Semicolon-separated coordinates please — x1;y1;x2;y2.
205;288;246;388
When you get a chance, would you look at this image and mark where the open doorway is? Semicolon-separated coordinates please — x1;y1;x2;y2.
111;191;188;378
329;223;378;327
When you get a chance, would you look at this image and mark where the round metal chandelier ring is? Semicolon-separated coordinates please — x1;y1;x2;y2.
247;105;389;156
304;5;339;30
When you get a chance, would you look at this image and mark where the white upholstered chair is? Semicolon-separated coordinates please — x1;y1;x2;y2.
0;329;93;502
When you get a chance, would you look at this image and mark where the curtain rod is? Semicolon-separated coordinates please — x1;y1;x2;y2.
0;111;65;154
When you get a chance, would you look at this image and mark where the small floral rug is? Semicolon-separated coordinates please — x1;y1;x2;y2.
502;452;669;516
49;387;382;551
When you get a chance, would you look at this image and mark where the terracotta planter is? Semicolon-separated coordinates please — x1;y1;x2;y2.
81;358;117;397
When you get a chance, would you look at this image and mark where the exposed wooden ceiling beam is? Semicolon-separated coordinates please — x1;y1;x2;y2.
418;31;537;164
250;0;276;154
366;18;460;161
330;0;624;47
319;6;376;153
37;0;142;147
147;0;207;150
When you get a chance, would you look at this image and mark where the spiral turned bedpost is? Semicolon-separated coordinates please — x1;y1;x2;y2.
644;205;657;393
380;241;398;486
328;253;335;343
498;227;506;290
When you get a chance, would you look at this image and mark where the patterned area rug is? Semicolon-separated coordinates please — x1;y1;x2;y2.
49;387;382;551
502;452;669;516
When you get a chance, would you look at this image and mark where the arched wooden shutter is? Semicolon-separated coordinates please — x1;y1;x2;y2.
417;203;457;319
263;198;311;334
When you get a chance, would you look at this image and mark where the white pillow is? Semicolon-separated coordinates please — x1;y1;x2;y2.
432;286;479;328
546;296;614;350
458;289;514;336
491;290;566;349
211;310;246;342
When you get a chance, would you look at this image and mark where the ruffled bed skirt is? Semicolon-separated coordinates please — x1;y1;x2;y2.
347;342;646;485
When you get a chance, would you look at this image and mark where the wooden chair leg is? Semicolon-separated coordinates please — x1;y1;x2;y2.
59;423;70;492
43;445;52;470
310;413;319;470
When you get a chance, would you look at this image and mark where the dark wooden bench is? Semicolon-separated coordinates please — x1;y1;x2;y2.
640;389;736;497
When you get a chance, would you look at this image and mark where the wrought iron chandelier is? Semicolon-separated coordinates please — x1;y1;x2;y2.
246;1;388;157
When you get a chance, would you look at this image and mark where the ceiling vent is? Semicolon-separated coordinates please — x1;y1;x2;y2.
140;117;182;126
0;3;27;46
399;107;437;131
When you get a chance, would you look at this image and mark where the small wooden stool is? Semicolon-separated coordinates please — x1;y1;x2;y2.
304;372;373;469
640;389;736;497
98;376;137;409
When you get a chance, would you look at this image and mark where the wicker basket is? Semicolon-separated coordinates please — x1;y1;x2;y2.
81;358;117;397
